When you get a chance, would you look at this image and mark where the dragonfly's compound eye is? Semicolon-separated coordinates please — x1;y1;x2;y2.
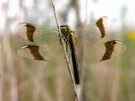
61;27;67;33
60;25;71;34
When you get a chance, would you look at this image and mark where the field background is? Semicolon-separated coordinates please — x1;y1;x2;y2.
1;0;135;101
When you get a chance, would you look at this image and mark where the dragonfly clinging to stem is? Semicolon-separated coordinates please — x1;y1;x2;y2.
16;16;126;88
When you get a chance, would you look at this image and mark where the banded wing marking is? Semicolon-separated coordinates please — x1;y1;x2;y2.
76;16;111;42
16;22;59;44
17;42;67;62
76;39;126;63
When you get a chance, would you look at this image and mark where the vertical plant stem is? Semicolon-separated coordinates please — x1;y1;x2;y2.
50;0;80;101
2;0;18;101
0;39;2;101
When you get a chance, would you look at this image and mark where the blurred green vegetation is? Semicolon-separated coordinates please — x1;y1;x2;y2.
1;0;135;101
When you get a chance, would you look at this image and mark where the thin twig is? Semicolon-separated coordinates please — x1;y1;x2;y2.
84;0;88;24
0;41;2;101
2;1;18;101
50;0;80;101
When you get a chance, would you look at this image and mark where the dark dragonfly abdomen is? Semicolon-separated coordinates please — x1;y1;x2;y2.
68;32;80;85
60;25;80;85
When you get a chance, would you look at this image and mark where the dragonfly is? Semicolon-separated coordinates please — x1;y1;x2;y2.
16;16;126;86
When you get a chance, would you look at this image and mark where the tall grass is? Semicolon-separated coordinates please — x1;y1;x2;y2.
1;23;135;101
1;0;135;101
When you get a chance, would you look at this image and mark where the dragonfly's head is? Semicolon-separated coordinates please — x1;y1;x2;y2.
60;25;71;35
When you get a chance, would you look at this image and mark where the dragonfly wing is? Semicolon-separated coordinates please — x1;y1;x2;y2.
16;22;59;44
17;42;69;62
76;39;126;63
76;16;111;42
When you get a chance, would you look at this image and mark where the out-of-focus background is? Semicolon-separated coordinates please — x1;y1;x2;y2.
0;0;135;101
